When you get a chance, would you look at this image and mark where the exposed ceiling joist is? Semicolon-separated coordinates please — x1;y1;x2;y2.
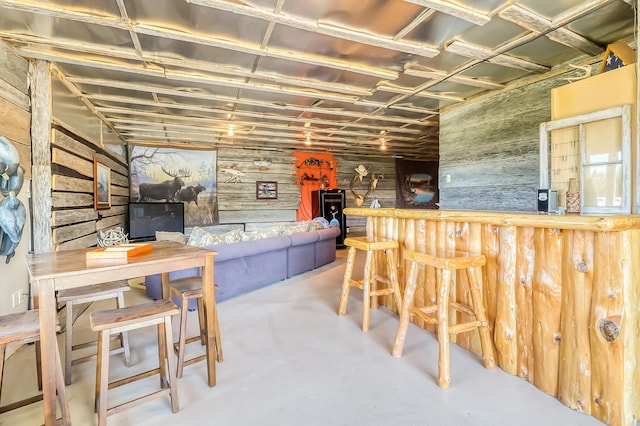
0;0;633;159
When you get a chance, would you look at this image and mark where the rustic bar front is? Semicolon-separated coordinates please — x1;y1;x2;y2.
344;207;640;426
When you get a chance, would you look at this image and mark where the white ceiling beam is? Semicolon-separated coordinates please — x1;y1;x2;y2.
132;23;399;80
65;76;436;127
376;83;465;102
186;0;440;57
48;63;126;143
498;4;603;56
4;33;372;96
445;40;550;73
14;45;376;106
404;0;491;25
0;0;399;79
88;93;426;136
100;107;422;142
394;9;437;40
403;66;505;90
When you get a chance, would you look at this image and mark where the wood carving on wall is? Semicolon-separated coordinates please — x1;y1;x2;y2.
293;152;337;221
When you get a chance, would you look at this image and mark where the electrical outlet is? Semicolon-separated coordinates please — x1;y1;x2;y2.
11;290;26;308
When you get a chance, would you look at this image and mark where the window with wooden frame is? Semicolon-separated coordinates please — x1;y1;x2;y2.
540;105;632;214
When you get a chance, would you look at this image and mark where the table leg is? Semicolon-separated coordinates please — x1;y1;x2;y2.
35;279;58;426
201;254;217;387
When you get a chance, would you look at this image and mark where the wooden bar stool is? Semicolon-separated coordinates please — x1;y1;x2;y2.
57;280;132;385
90;298;180;426
165;276;223;378
338;236;402;331
392;249;496;388
0;310;70;425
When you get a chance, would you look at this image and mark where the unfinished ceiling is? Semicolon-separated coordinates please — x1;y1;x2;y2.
0;0;636;160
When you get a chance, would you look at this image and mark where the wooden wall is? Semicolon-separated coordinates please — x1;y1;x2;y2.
439;70;578;211
336;155;396;235
50;123;128;250
216;148;396;235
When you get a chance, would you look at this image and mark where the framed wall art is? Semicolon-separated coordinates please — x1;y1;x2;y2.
256;181;278;200
94;158;111;210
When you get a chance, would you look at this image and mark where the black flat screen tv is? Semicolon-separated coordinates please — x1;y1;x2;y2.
128;202;185;241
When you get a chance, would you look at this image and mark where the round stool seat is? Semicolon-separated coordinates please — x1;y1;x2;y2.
344;236;399;251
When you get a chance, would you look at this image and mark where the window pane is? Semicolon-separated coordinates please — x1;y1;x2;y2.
582;164;622;207
584;118;622;163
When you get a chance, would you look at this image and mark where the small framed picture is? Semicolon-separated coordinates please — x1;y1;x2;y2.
256;181;278;200
94;158;111;210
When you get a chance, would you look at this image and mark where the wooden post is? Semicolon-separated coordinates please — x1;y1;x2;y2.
30;60;53;253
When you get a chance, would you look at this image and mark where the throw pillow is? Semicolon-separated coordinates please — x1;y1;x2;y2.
187;226;220;247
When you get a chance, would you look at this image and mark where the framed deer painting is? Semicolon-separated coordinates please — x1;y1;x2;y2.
128;146;219;227
94;158;111;209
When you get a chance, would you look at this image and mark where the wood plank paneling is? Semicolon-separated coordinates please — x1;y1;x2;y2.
50;124;129;249
0;97;30;146
0;40;28;93
52;209;98;227
439;72;574;211
52;175;93;193
217;148;398;233
52;129;96;161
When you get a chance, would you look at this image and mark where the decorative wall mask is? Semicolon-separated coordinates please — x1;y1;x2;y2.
0;135;26;263
253;159;271;171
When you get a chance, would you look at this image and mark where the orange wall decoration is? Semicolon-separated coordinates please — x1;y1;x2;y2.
293;152;338;221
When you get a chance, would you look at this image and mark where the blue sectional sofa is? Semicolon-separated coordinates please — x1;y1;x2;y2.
145;226;340;303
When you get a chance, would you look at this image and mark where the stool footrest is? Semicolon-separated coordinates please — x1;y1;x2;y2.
370;288;395;297
449;321;483;335
450;301;475;317
106;388;172;418
0;394;44;414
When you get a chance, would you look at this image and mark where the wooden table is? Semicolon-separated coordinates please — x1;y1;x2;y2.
26;241;218;426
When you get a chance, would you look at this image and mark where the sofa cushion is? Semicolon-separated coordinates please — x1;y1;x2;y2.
213;236;291;262
288;231;319;246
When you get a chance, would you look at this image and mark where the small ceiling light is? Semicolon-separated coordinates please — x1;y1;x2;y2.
304;122;311;128
227;125;234;137
380;138;387;150
305;132;312;145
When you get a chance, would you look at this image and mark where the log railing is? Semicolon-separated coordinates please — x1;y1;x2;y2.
344;208;640;426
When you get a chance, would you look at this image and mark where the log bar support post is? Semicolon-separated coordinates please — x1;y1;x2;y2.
344;208;640;426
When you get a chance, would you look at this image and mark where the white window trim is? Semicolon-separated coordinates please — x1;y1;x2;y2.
540;104;632;214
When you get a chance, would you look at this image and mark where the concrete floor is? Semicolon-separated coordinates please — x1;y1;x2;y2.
1;249;604;425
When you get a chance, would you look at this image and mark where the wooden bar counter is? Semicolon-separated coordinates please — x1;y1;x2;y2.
344;207;640;426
